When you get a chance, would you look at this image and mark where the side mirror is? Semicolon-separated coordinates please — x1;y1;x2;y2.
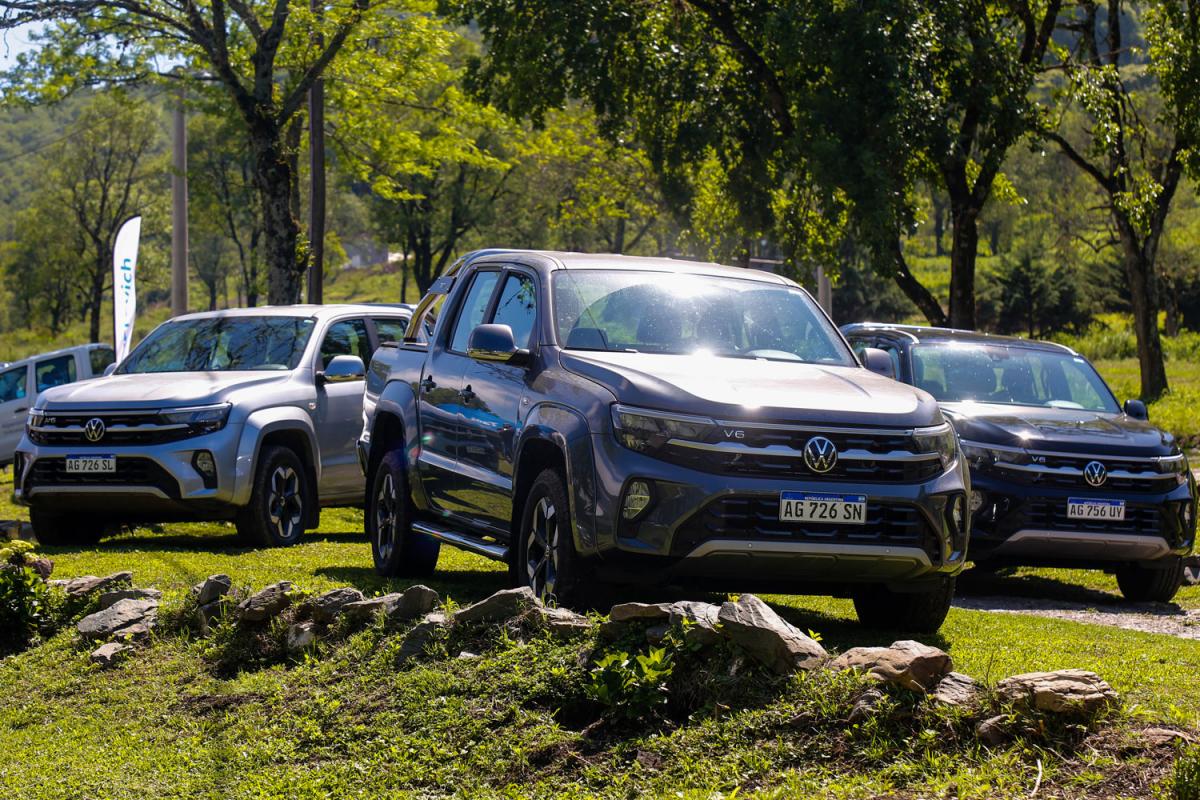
1124;398;1149;421
467;324;529;366
102;364;117;377
318;354;366;384
861;347;895;380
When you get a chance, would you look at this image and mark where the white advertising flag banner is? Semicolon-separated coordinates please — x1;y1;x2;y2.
112;216;141;363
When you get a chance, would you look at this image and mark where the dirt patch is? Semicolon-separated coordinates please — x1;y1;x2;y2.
954;593;1200;639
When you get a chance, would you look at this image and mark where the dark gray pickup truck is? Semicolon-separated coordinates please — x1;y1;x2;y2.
358;250;971;631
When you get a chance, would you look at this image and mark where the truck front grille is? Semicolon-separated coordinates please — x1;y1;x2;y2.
25;457;181;498
28;411;192;446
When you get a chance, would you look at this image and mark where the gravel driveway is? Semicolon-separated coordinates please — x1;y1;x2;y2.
953;592;1200;639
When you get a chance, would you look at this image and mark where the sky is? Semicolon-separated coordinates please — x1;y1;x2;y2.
0;22;41;69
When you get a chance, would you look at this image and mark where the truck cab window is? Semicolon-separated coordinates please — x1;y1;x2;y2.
320;319;371;369
491;274;537;348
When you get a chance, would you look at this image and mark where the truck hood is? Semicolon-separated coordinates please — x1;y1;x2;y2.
941;401;1175;456
36;371;298;411
561;350;941;427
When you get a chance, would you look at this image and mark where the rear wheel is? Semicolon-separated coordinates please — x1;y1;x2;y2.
852;578;955;633
1116;557;1184;603
236;446;310;547
28;508;106;547
517;469;581;606
367;449;439;577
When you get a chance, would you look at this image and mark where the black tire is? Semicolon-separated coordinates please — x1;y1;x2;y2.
28;508;106;547
517;468;581;606
1116;557;1185;603
852;577;956;633
235;445;311;547
367;449;439;577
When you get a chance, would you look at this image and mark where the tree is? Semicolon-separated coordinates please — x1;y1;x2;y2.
451;0;1060;326
0;0;415;303
39;93;161;341
1042;0;1200;398
3;197;84;334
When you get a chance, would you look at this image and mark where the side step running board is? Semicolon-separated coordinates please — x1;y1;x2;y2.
411;521;509;562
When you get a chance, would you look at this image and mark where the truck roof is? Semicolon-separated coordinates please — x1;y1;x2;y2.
465;249;796;286
842;323;1079;355
170;303;414;323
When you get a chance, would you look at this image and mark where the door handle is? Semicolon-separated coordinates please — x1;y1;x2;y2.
459;385;475;402
13;407;26;414
420;376;436;393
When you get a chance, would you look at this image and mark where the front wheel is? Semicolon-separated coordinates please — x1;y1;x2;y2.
1116;557;1184;603
517;469;581;606
367;449;439;577
236;445;311;547
852;578;955;633
28;508;107;547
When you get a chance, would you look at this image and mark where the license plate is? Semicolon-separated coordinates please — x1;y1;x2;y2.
1067;498;1125;521
65;454;116;473
780;492;867;524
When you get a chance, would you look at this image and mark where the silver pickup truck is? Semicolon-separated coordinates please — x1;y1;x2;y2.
13;304;410;547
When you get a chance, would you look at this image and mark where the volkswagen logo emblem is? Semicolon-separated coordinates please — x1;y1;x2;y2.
1083;460;1107;487
803;436;838;473
83;417;106;443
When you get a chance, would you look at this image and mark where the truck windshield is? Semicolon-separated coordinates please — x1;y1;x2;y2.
119;316;316;373
911;343;1120;413
553;269;854;365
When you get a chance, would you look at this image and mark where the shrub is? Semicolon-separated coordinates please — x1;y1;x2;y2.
587;646;675;721
0;541;52;655
1174;744;1200;800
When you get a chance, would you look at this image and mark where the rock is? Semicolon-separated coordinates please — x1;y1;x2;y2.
717;594;826;674
237;581;294;623
99;587;162;610
194;601;225;635
305;587;366;623
976;715;1008;746
1143;727;1196;747
114;620;155;641
344;593;403;621
457;650;480;660
932;672;982;706
644;623;671;644
398;611;449;662
830;640;953;693
192;574;233;606
610;602;675;624
77;597;159;641
455;587;540;625
89;642;134;668
994;669;1119;716
848;687;886;723
26;556;53;579
668;601;723;646
389;585;441;622
538;606;592;638
53;571;133;597
286;622;318;651
607;600;722;646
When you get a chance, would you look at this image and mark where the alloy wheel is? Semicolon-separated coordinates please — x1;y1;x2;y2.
267;465;303;541
526;496;558;602
375;472;398;562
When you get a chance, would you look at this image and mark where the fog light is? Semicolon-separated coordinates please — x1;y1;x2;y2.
622;480;653;520
192;450;218;488
950;495;964;531
1183;502;1195;534
969;490;985;514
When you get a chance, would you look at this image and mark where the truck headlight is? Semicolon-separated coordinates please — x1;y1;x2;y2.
161;403;232;435
913;423;959;468
1156;453;1189;478
959;441;1026;469
25;409;44;433
611;404;715;454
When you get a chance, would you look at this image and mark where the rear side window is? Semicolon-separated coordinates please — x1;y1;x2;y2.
373;318;409;345
320;319;371;369
90;347;115;375
0;365;26;403
35;355;76;392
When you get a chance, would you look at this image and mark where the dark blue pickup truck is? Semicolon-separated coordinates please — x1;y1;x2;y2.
358;250;971;631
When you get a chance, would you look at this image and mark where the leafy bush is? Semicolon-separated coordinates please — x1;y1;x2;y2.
1174;744;1200;800
0;540;52;655
586;646;675;721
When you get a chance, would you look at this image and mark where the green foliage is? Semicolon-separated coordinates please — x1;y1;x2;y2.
587;646;675;721
1173;744;1200;800
0;541;50;655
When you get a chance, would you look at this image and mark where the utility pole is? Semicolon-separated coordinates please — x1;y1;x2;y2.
171;86;188;317
815;265;832;317
307;0;326;305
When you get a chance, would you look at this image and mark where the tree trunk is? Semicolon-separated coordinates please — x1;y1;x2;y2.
613;206;626;254
250;126;303;305
948;203;980;329
1121;235;1169;399
890;239;947;326
932;192;947;257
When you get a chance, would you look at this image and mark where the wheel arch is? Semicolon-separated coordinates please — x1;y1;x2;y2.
513;402;599;556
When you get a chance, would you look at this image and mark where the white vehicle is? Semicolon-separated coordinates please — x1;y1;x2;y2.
0;344;115;465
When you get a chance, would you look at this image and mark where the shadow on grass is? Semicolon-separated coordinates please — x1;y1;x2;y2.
314;565;510;603
41;528;369;555
957;569;1124;606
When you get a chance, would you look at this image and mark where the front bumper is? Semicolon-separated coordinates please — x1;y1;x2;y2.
586;433;970;591
968;468;1196;568
12;424;247;521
